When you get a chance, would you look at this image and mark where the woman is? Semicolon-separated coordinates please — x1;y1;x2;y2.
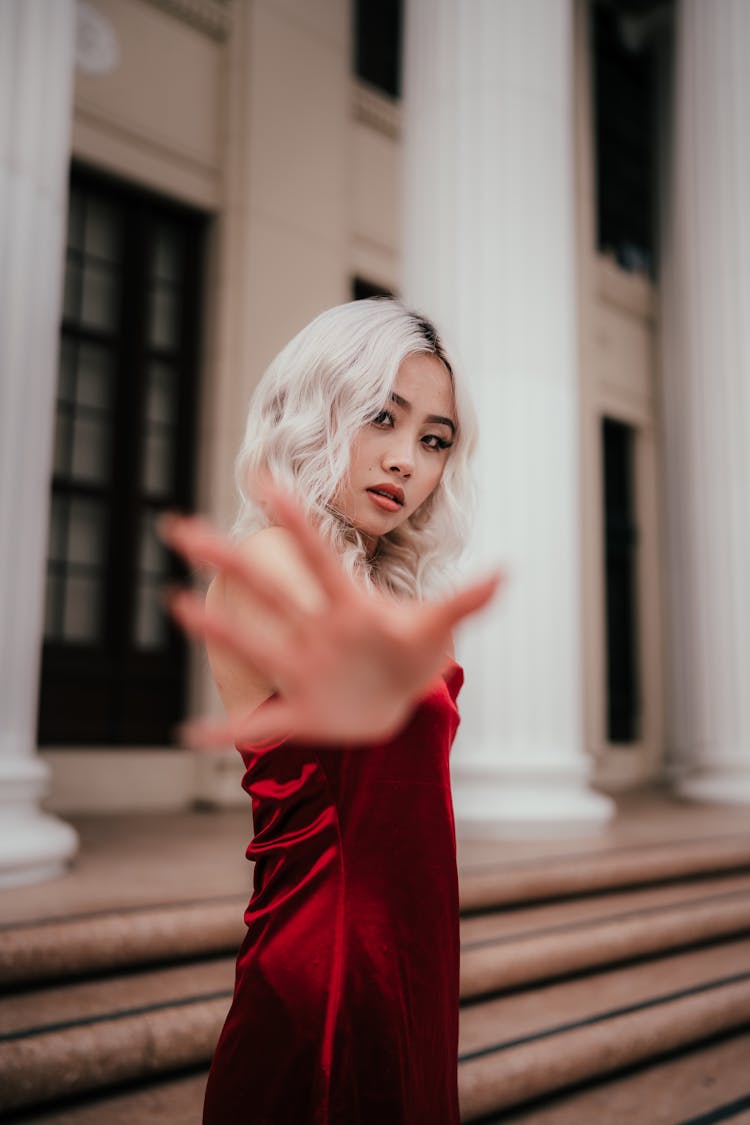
159;298;502;1124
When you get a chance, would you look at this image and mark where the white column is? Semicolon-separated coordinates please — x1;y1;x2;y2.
402;0;614;834
0;0;79;884
659;0;750;804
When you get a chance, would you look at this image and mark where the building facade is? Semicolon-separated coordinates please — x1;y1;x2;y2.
2;0;748;885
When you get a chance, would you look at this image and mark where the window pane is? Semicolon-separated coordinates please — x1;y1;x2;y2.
44;570;64;640
67;189;85;252
145;361;177;425
84;197;121;262
49;494;67;562
68;496;107;566
139;509;170;576
134;578;169;649
53;409;72;477
603;418;639;742
148;283;180;349
63;255;82;322
77;343;115;411
142;427;174;495
153;224;184;282
81;261;119;330
593;5;656;274
354;0;403;98
58;338;77;403
62;573;103;643
70;414;112;484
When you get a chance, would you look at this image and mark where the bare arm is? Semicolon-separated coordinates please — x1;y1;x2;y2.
160;483;502;748
204;525;326;718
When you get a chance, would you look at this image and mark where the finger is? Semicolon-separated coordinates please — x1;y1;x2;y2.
157;512;313;628
177;698;299;750
258;482;359;609
421;569;506;638
162;585;299;688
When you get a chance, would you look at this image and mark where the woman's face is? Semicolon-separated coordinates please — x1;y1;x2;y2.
333;352;456;554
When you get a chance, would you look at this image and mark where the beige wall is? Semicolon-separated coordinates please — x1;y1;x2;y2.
72;0;226;208
46;0;403;812
45;0;663;812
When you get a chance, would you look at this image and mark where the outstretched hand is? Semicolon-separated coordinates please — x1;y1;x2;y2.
157;482;504;749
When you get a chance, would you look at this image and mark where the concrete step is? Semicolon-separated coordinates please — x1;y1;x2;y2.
497;1027;750;1125
461;880;750;997
459;832;750;911
13;1028;750;1125
2;1070;209;1124
3;828;750;1119
0;958;233;1114
3;932;750;1115
458;937;750;1121
0;898;243;988
3;840;750;989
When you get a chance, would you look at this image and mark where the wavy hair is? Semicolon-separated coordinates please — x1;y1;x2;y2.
230;297;477;599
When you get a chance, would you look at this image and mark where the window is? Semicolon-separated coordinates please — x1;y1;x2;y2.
38;166;205;746
352;277;395;301
602;417;640;743
353;0;403;98
591;0;664;275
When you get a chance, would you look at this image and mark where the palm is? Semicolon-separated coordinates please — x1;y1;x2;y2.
263;593;453;743
159;484;502;748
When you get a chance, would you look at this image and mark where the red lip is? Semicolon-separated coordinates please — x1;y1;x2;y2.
366;483;405;505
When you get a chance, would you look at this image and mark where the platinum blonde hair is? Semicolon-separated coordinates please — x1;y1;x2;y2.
230;298;478;599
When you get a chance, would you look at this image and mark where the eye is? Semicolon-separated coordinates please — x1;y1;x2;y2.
422;434;454;452
371;409;395;427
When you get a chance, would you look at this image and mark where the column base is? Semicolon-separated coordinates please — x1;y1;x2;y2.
676;768;750;806
452;761;616;839
0;758;79;888
0;809;79;888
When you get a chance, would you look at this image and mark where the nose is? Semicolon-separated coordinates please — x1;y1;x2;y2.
381;441;414;478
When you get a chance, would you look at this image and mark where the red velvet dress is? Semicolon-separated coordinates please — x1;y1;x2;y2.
202;660;464;1125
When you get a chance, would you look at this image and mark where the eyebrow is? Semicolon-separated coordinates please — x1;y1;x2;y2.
390;392;456;436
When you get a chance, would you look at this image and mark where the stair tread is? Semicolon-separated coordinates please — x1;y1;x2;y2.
498;1028;750;1125
6;938;749;1060
459;935;750;1056
1;1070;208;1124
2;804;749;1121
0;900;244;986
460;879;750;996
460;871;750;944
0;957;234;1038
459;974;750;1121
460;834;750;909
12;1029;750;1125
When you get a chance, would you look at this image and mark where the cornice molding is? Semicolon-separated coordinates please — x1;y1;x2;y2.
139;0;232;41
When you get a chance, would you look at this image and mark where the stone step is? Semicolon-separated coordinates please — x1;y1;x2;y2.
0;898;243;988
3;842;750;989
498;1027;750;1125
459;832;750;911
0;958;234;1041
458;936;750;1121
461;881;750;998
14;1028;750;1125
0;959;233;1114
4;1070;209;1125
459;870;750;944
3;932;750;1115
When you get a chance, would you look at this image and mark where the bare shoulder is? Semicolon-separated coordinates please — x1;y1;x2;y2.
204;524;329;717
207;525;325;614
